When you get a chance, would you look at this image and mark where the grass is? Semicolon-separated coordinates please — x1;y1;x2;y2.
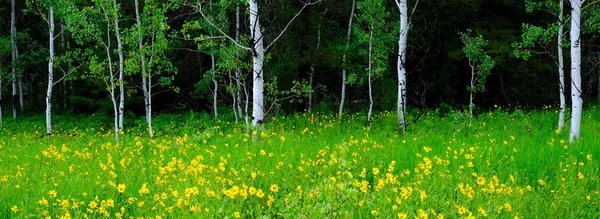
0;106;599;218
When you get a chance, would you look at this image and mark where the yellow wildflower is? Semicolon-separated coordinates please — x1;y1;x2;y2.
139;184;150;196
38;197;48;206
397;212;408;219
117;184;126;193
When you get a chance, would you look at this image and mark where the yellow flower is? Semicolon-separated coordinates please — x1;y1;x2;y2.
419;190;427;202
48;190;57;198
538;179;546;186
38;197;48;206
578;172;584;180
256;189;265;198
233;212;241;218
397;212;408;219
117;184;126;193
139;183;150;196
478;207;488;217
270;184;279;193
476;177;486;185
280;136;285;142
373;168;380;175
417;209;428;219
11;205;18;213
267;195;275;207
371;210;379;216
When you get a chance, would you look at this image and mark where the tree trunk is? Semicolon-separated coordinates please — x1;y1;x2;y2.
367;25;374;126
235;4;244;121
113;0;125;131
18;65;23;112
243;81;250;132
11;0;18;119
212;54;218;118
557;0;565;131
135;0;153;138
569;0;582;143
46;7;55;138
230;71;238;122
103;9;119;142
339;0;355;120
396;0;409;131
469;61;475;126
248;0;265;127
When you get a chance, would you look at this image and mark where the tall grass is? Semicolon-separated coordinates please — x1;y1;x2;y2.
0;106;598;218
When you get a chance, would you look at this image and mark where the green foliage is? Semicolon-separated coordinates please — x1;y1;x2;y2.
264;76;312;115
460;29;495;94
125;0;178;92
512;23;560;60
354;0;393;83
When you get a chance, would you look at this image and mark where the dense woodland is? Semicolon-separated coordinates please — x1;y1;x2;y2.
0;0;599;140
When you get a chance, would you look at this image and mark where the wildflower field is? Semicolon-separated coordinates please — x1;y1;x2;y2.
0;108;599;218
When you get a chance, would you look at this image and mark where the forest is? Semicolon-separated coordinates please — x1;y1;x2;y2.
0;0;600;218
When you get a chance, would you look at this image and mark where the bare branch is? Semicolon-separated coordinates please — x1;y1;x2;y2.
196;3;252;51
265;0;322;51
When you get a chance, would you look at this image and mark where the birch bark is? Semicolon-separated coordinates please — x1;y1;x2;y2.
113;0;125;131
569;0;582;143
46;6;55;137
557;0;565;131
396;0;409;131
339;0;356;120
248;0;265;127
11;0;17;119
367;25;374;125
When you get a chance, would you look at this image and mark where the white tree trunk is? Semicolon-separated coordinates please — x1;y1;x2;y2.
367;25;374;126
557;0;565;131
11;0;17;119
569;0;582;143
46;7;55;138
243;81;250;132
235;4;244;121
212;54;218;118
230;71;238;122
103;10;119;142
248;0;265;127
396;0;409;131
469;61;475;125
135;0;153;138
339;0;356;120
113;0;125;131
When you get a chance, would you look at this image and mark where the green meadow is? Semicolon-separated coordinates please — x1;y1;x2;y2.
0;107;599;218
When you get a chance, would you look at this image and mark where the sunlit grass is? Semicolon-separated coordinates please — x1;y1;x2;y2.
0;107;599;218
